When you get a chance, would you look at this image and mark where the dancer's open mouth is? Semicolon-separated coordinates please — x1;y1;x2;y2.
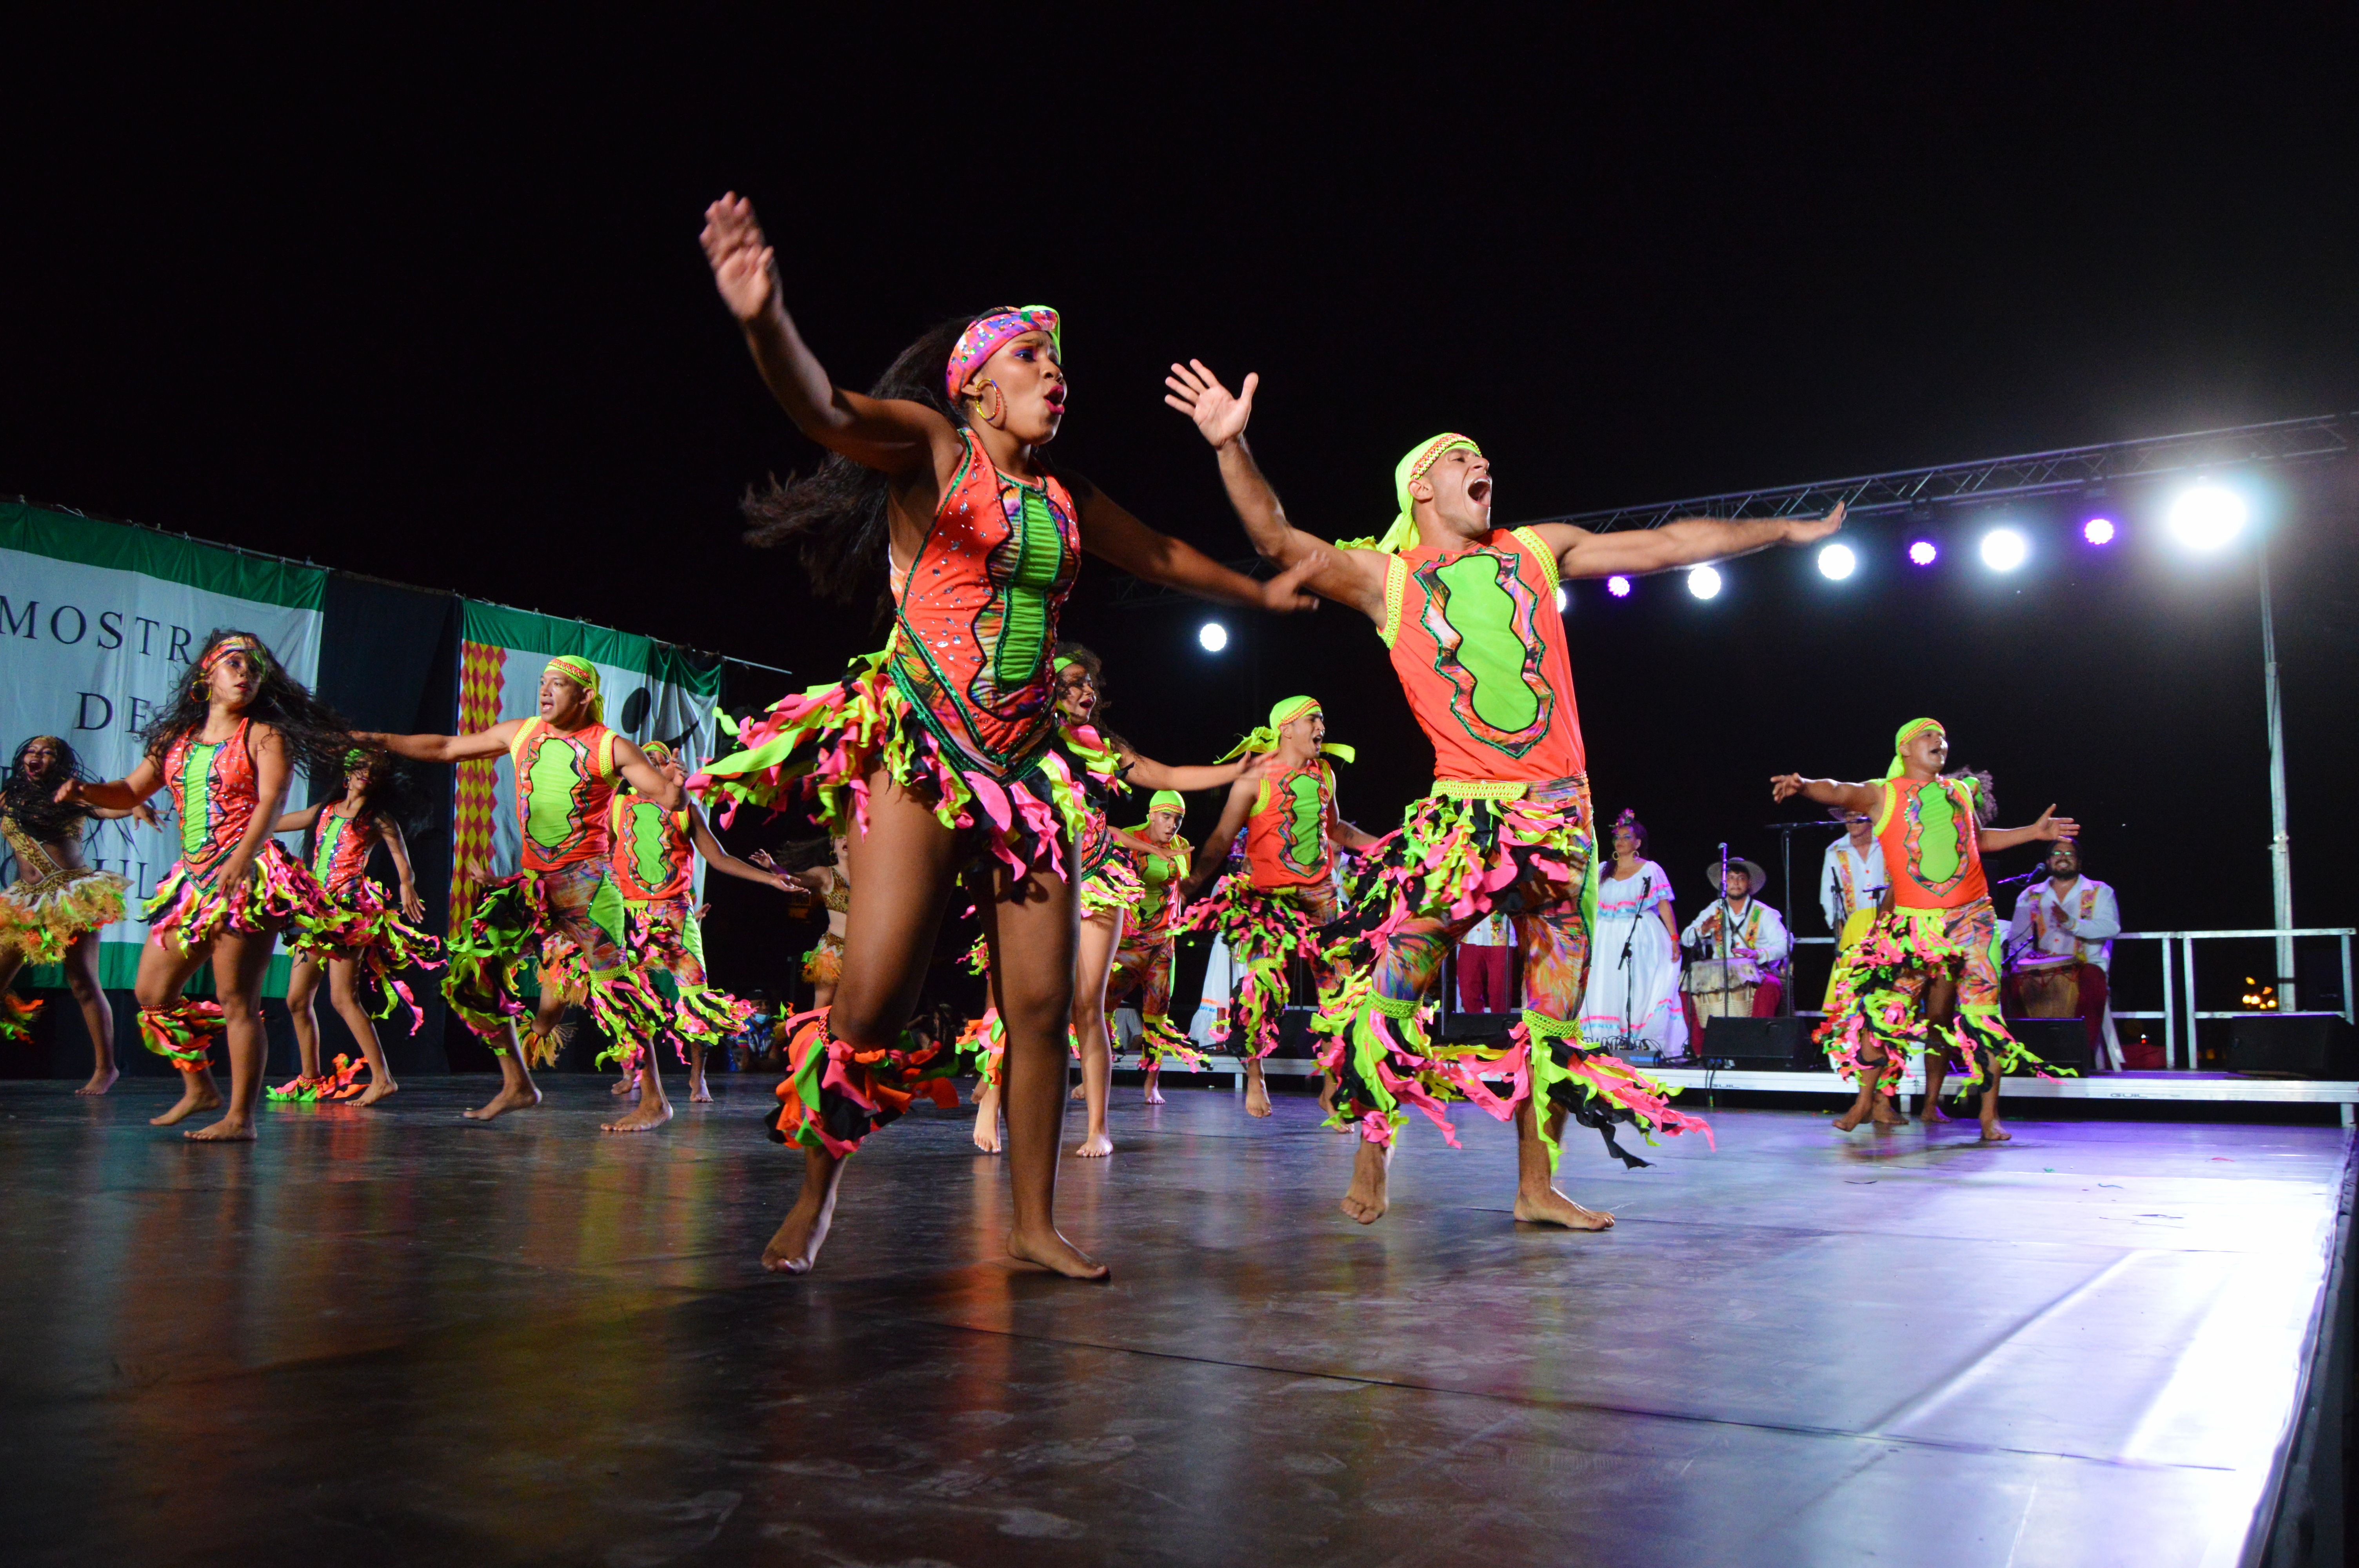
1468;476;1492;505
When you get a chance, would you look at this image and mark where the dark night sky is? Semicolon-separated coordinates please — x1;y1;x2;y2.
9;11;2357;1011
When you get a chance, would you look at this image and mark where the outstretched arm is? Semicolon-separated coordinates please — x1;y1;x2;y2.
700;193;960;483
1180;773;1260;902
686;804;797;892
1116;741;1249;795
84;801;160;826
1981;806;2079;854
270;802;327;835
56;755;164;813
1166;361;1388;619
359;720;525;765
1325;792;1381;854
1534;503;1845;582
1772;775;1882;816
1068;475;1319;613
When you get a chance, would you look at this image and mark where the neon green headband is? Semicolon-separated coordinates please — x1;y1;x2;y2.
1883;717;1944;779
1214;695;1356;764
544;656;604;725
1339;433;1482;555
1148;790;1185;815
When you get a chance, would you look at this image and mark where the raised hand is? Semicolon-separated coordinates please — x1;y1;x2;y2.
1770;773;1804;802
1256;551;1323;613
2032;806;2079;841
1164;359;1258;448
700;193;776;323
1781;500;1846;545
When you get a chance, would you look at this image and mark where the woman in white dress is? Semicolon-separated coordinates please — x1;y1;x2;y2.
1578;810;1688;1056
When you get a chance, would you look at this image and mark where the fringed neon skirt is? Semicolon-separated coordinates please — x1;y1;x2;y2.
692;646;1120;883
441;868;672;1064
1078;838;1146;919
801;931;844;985
315;877;443;1033
1816;897;2065;1099
146;842;342;963
0;865;129;964
1313;781;1710;1171
630;897;755;1059
1180;875;1331;1059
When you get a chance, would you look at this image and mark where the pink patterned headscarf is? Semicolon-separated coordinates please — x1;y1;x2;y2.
944;305;1061;399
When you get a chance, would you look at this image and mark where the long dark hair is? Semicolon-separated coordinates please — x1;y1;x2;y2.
137;629;359;787
4;734;96;843
1947;766;1999;827
777;835;838;873
742;312;996;606
324;748;427;839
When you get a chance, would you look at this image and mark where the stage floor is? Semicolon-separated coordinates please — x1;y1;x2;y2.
0;1078;2346;1567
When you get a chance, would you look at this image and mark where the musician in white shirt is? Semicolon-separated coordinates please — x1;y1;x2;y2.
1819;808;1889;1007
2004;840;2123;1068
1680;857;1791;1036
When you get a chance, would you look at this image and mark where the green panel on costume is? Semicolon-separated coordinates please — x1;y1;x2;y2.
1432;554;1540;735
623;801;670;888
177;743;216;858
525;739;583;854
1282;772;1324;873
990;486;1063;687
1915;781;1962;885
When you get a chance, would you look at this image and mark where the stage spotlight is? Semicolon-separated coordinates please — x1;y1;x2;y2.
1197;621;1228;652
2168;484;2247;551
2083;517;2116;546
1606;575;1632;599
1687;565;1722;600
1980;528;2028;572
1555;586;1568;612
1908;540;1938;566
1817;543;1856;580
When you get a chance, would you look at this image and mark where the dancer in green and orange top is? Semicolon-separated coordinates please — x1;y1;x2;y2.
1181;696;1378;1118
1108;789;1208;1104
361;655;682;1123
1773;719;2078;1142
601;740;800;1131
60;631;358;1140
266;748;437;1108
1169;361;1837;1229
688;195;1312;1276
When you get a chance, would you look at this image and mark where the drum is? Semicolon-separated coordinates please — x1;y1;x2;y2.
2013;954;2081;1018
1684;958;1760;1020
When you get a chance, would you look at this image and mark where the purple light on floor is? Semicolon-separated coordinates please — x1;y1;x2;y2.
1605;575;1632;598
1908;540;1938;566
2084;517;2117;545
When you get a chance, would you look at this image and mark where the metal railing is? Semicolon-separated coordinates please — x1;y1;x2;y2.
2110;929;2354;1071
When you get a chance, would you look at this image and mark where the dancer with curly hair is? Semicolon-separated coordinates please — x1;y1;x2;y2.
1168;361;1841;1226
690;194;1314;1275
58;632;356;1138
360;656;683;1123
1773;719;2078;1142
1180;695;1379;1118
0;735;158;1093
601;740;800;1131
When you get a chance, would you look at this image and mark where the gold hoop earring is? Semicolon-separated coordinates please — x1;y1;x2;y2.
976;380;1005;428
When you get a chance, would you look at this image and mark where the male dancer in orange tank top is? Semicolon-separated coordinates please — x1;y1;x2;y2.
1167;361;1841;1229
1773;719;2077;1141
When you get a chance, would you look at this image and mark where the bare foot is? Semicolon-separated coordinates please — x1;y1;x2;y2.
1142;1076;1165;1105
972;1113;1002;1154
1831;1099;1872;1133
1245;1074;1272;1118
1871;1095;1908;1129
1340;1140;1390;1225
1979;1116;2012;1143
76;1067;120;1096
610;1072;637;1097
150;1079;222;1126
1512;1185;1615;1229
687;1076;712;1104
1007;1227;1110;1280
185;1114;257;1142
354;1076;399;1107
1069;1081;1086;1101
1074;1132;1114;1158
760;1178;841;1274
600;1098;673;1134
461;1082;542;1121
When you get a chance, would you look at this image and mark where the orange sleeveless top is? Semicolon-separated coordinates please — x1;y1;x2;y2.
1874;777;1989;909
1380;528;1585;785
885;429;1081;773
163;718;258;878
311;798;380;895
609;792;693;902
1243;757;1334;891
509;718;620;873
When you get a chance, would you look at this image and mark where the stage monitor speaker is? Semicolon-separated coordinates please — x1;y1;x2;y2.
1702;1015;1813;1071
2226;1013;2358;1079
1438;1009;1518;1043
2005;1018;2091;1076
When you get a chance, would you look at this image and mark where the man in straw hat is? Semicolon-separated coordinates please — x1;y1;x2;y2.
1679;852;1791;1038
1180;696;1380;1117
1166;361;1841;1227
